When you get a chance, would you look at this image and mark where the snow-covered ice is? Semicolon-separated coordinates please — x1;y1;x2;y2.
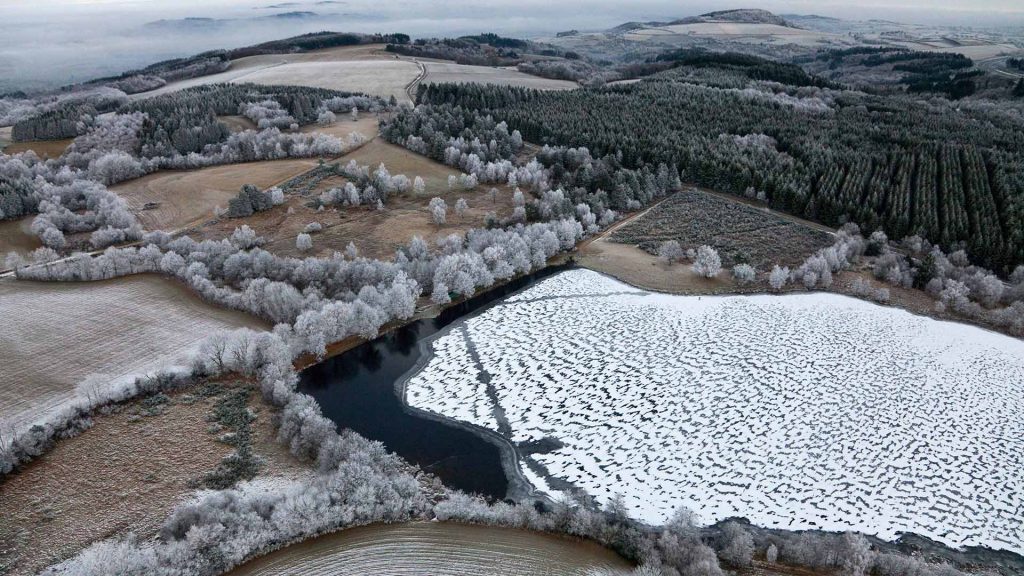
405;269;1024;554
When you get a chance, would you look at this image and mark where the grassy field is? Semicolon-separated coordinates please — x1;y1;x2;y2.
0;275;267;430
0;380;306;576
190;139;518;260
299;114;379;141
1;137;72;159
0;217;41;261
113;157;321;232
112;116;377;234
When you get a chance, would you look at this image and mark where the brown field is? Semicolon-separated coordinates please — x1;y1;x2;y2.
0;275;267;429
0;217;41;261
219;115;258;133
580;235;735;294
1;137;72;159
422;62;579;91
227;521;630;576
113;117;377;233
191;139;517;260
113;157;321;232
0;380;307;576
299;114;379;141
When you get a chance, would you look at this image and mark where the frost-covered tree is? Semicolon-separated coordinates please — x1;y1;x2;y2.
296;233;313;252
732;263;756;284
317;110;336;126
839;532;871;576
345;242;359;259
769;265;789;291
717;522;754;567
429;197;447;225
455;198;468;220
692;245;722;278
658;240;683;265
229;225;260;249
413;176;426;195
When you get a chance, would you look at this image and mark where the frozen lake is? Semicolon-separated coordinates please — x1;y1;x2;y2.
405;269;1024;554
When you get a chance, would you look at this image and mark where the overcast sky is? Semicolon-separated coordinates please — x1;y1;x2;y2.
1;1;1022;93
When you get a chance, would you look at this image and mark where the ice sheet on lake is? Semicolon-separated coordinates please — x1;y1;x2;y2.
406;269;1024;554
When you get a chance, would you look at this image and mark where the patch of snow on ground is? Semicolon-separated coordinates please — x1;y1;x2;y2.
405;269;1024;554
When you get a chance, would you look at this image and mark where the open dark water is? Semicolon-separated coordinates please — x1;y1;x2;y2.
298;265;569;499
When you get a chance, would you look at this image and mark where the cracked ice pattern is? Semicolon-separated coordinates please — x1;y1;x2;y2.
406;269;1024;554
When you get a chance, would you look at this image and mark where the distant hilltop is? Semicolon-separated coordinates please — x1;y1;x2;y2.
675;9;791;27
145;11;320;30
611;9;793;33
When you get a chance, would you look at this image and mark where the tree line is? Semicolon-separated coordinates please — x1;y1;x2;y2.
416;81;1024;273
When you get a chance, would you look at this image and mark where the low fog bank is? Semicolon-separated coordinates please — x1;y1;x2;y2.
1;0;1021;94
0;0;693;94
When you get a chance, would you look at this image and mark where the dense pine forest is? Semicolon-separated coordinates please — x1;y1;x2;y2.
417;80;1024;272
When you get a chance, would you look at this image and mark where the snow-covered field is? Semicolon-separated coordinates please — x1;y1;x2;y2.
405;269;1024;554
0;275;267;430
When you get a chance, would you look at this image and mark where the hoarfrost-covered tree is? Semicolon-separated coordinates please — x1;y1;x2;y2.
513;188;525;207
345;242;359;259
839;532;871;576
350;106;359;121
429;197;447;225
732;263;756;284
769;265;789;291
692;245;721;278
317;110;336;126
413;176;426;195
296;233;313;252
658;240;683;265
488;187;499;203
230;225;260;249
455;198;468;220
717;522;754;567
766;543;779;563
4;252;26;270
